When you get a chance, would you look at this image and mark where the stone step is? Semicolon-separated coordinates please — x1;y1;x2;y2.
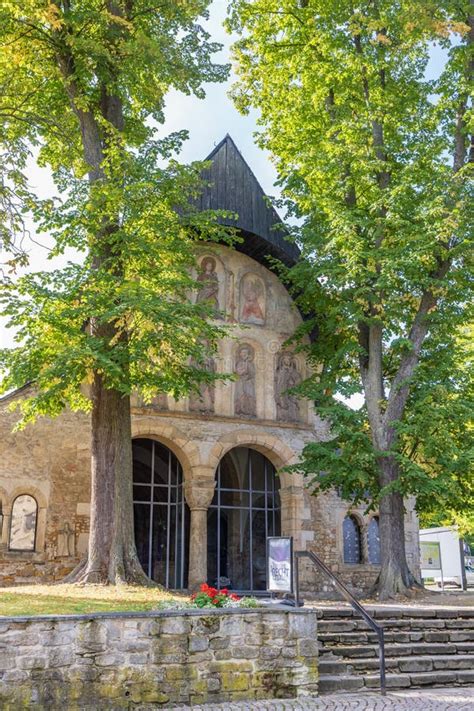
319;641;474;658
317;606;474;621
318;617;474;633
319;654;474;675
319;668;474;694
318;629;474;645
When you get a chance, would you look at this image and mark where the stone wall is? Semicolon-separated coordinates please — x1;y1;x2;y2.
0;608;318;709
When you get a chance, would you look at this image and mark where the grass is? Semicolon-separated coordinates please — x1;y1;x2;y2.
0;583;189;617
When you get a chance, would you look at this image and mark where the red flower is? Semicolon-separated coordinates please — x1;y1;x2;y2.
200;583;209;592
230;593;240;601
220;588;229;595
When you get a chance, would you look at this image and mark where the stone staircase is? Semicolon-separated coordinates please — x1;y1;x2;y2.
316;606;474;693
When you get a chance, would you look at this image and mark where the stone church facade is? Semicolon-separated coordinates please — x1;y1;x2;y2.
0;136;420;594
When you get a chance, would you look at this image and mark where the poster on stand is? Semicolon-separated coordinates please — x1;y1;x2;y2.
267;536;293;592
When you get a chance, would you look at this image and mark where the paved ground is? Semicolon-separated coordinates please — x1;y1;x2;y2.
305;589;474;609
177;688;474;710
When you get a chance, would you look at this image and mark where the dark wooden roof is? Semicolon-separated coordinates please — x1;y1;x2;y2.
196;135;299;267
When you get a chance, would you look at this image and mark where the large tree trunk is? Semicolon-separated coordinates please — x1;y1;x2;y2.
66;374;150;585
373;456;421;599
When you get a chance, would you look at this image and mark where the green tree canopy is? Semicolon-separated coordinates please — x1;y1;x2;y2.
0;1;232;584
228;0;473;597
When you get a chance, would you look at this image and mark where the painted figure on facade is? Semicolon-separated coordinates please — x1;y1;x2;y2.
189;347;216;414
234;343;256;417
275;352;301;422
196;256;220;314
240;274;265;325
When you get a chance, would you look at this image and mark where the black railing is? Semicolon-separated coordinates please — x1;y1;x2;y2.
294;550;386;696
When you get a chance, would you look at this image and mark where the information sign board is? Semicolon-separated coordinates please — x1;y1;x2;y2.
267;536;293;592
421;541;442;570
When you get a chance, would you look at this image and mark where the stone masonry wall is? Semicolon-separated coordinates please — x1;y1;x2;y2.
0;608;318;710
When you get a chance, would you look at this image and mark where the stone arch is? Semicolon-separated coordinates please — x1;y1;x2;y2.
7;485;48;515
131;418;201;482
209;429;299;487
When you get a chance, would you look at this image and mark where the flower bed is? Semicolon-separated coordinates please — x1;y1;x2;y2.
191;583;241;608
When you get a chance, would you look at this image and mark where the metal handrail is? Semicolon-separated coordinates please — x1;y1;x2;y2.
294;550;386;696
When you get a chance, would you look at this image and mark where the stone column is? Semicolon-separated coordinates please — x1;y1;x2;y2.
0;512;10;551
279;487;303;544
184;476;216;592
361;522;369;564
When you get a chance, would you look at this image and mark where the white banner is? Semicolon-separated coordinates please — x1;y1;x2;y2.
267;537;293;592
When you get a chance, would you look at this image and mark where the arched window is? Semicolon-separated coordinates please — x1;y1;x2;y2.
368;516;381;565
132;438;189;589
9;495;38;551
343;515;361;564
208;447;281;592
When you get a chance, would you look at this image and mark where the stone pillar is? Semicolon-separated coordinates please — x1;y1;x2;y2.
0;512;10;551
184;476;216;592
361;522;369;564
279;487;303;544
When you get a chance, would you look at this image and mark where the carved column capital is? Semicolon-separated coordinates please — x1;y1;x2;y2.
184;478;215;511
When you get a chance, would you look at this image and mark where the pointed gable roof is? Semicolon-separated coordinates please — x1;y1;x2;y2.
196;135;299;267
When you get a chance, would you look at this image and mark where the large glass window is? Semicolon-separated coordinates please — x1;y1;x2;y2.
207;447;281;592
368;516;381;565
343;515;361;564
132;438;189;589
9;495;37;551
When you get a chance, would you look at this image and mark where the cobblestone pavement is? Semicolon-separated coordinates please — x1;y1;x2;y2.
176;687;474;710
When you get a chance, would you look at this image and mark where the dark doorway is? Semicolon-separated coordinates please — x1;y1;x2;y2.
132;438;189;588
207;447;281;592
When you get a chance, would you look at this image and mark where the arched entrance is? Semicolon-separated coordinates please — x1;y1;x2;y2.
132;438;189;589
207;447;281;592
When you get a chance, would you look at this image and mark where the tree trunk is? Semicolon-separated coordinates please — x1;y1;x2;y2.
66;374;150;585
373;456;420;599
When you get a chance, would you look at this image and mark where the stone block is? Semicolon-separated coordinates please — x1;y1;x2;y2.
365;674;411;689
457;670;474;683
210;636;230;650
433;656;474;670
288;613;318;640
95;654;119;667
206;677;221;691
231;645;259;659
398;657;433;673
49;648;74;668
188;635;209;652
220;671;249;692
160;617;192;635
410;670;456;685
260;646;281;660
297;639;319;658
18;656;47;670
423;632;450;642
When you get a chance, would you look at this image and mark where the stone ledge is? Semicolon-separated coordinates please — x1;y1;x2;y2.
0;604;314;624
